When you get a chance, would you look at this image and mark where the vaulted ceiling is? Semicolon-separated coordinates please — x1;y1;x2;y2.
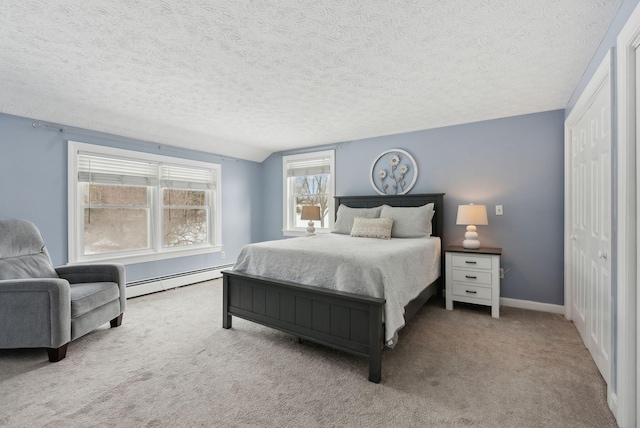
0;1;623;162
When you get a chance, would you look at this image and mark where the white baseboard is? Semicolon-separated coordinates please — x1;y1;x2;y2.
608;390;618;420
500;297;565;314
125;266;229;299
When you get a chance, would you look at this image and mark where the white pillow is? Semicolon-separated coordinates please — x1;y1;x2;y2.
379;203;434;238
332;204;383;234
350;217;394;240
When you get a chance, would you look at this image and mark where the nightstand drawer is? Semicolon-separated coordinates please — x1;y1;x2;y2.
451;269;492;285
451;254;492;270
452;283;492;300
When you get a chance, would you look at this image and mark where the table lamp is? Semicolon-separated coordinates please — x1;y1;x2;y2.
456;204;488;249
301;205;321;236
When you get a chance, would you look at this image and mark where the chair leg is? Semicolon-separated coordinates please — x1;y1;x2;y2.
110;313;123;328
47;343;68;362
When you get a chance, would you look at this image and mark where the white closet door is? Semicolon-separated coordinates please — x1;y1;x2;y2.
566;52;612;385
570;115;589;343
587;78;612;383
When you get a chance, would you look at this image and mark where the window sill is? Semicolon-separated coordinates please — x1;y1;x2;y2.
69;245;222;266
283;230;331;237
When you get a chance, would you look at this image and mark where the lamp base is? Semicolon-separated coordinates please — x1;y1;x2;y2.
305;220;316;236
462;225;481;249
462;239;481;249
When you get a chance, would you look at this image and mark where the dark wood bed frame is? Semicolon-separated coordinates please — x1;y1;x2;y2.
222;193;445;383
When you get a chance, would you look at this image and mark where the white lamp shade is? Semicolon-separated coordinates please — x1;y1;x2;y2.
456;204;488;249
300;205;321;221
456;204;488;226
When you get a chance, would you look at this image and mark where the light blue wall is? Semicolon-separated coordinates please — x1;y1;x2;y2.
262;110;566;306
0;112;263;282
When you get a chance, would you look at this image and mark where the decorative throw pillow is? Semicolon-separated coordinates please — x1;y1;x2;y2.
332;204;383;234
379;203;434;238
350;217;394;240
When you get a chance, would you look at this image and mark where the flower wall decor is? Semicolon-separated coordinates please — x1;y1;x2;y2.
370;149;418;195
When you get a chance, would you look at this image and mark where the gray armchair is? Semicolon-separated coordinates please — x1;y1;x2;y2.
0;219;125;361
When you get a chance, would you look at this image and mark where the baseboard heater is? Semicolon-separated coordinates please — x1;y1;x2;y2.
126;264;234;299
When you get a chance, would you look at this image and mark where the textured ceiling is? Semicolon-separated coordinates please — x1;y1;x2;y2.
0;1;624;162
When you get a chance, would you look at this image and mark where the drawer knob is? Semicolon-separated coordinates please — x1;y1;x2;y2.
465;275;477;279
465;290;477;294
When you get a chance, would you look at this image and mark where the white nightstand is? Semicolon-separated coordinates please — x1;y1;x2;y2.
445;246;502;318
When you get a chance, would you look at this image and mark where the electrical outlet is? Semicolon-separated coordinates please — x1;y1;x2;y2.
496;205;503;216
221;252;225;259
499;268;504;278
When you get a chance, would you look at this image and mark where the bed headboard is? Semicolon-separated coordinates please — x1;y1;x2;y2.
334;193;445;240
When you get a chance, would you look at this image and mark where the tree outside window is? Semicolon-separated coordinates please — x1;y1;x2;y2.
294;175;330;227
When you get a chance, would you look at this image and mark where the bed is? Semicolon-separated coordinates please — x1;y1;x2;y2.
222;193;445;383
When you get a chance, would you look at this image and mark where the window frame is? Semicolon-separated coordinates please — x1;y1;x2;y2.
282;150;335;237
68;141;222;264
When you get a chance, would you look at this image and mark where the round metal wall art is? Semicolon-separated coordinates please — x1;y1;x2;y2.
369;148;418;195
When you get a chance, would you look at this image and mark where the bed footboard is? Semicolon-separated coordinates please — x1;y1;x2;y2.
222;270;386;383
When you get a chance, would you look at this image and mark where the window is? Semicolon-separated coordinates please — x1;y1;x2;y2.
282;150;335;236
69;141;221;264
160;164;214;248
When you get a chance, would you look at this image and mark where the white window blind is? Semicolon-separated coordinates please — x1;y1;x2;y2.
78;154;217;190
77;153;158;186
160;164;216;190
286;156;332;177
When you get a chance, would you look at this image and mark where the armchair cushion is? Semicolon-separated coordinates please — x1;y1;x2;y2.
70;282;120;318
56;264;126;315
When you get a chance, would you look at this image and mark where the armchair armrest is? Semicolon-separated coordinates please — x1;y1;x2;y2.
55;264;126;312
0;278;71;348
55;264;125;285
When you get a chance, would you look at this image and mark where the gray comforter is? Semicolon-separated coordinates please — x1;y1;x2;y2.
232;233;441;347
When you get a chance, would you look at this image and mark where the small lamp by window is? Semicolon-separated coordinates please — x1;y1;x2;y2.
456;204;488;249
301;206;321;236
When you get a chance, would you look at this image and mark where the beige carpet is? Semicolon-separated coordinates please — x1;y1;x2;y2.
0;280;616;427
